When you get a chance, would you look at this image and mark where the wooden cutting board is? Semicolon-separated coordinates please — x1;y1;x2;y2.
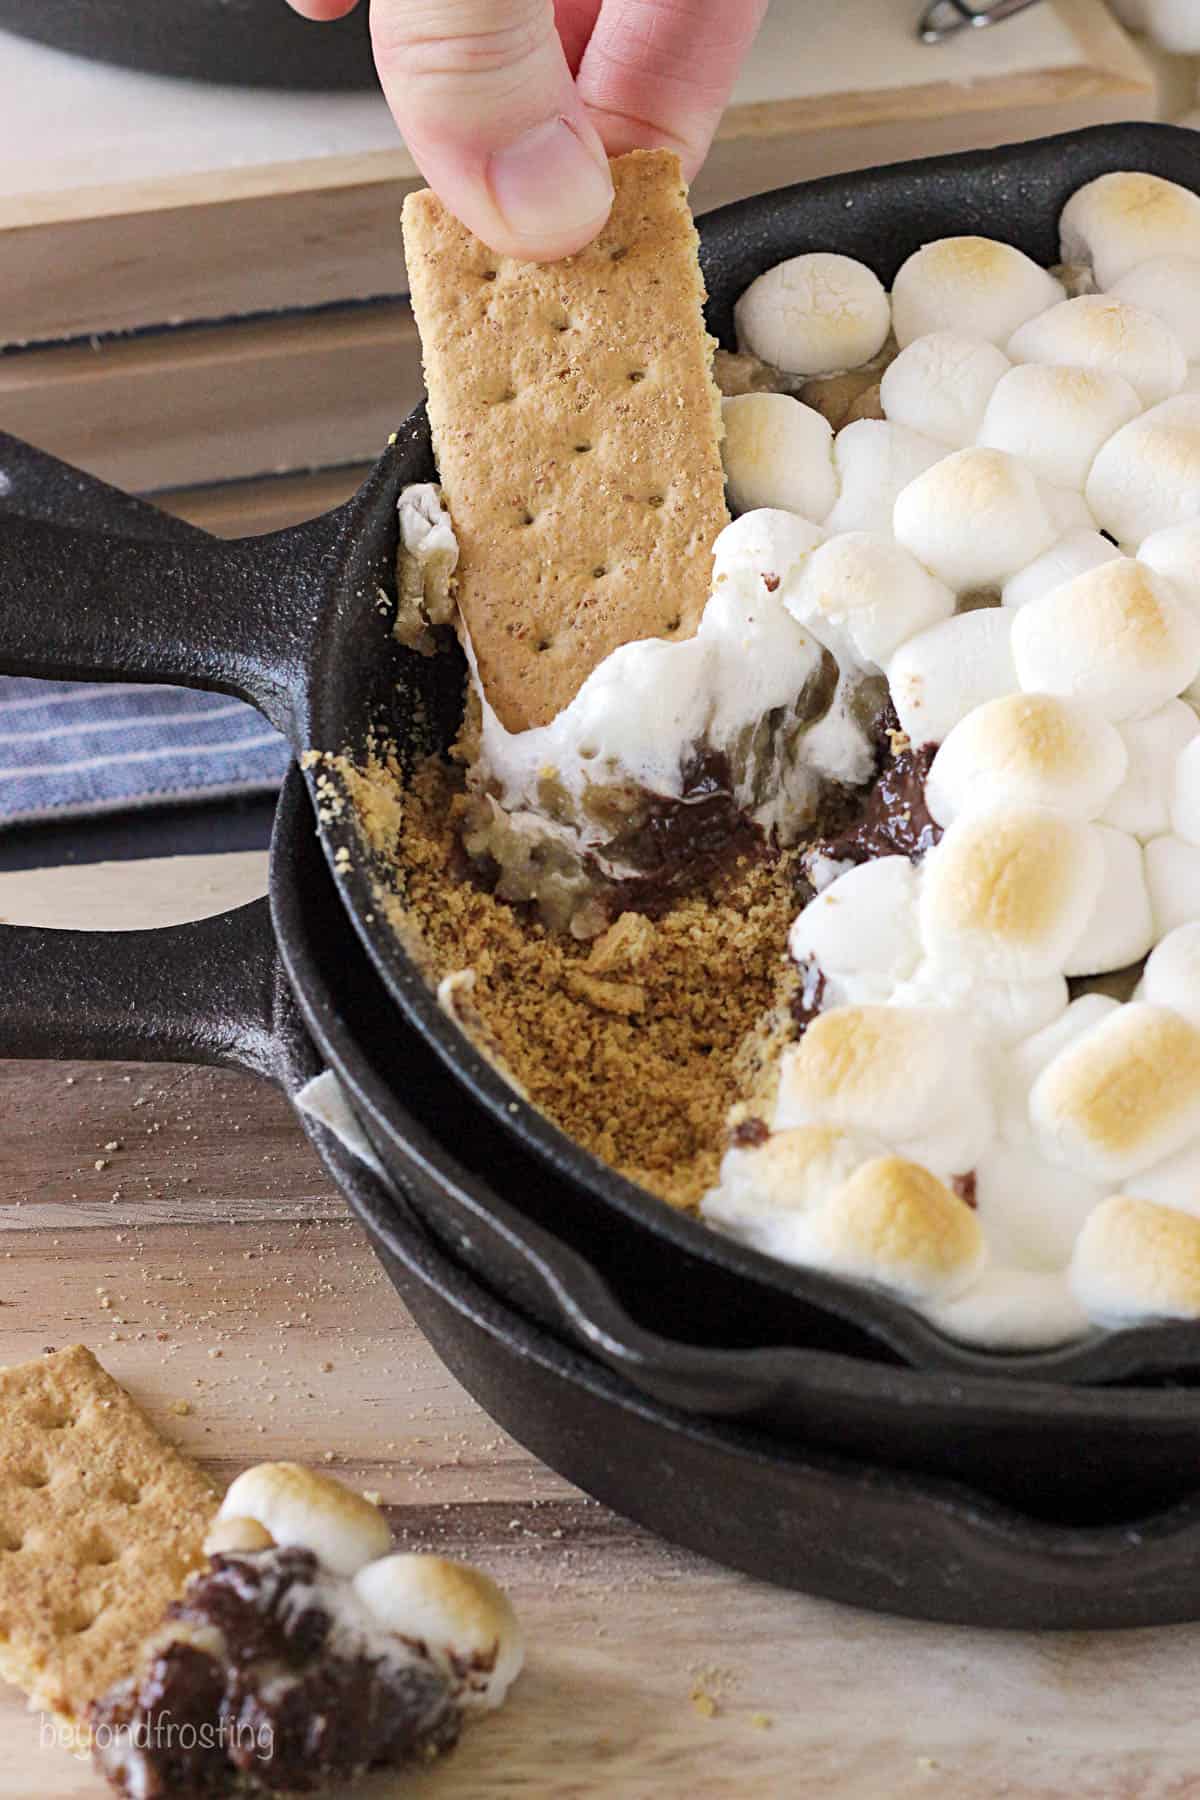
0;0;1153;346
1;852;1200;1796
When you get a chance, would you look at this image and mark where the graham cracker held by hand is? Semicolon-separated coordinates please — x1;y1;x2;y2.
403;149;729;733
0;1345;216;1728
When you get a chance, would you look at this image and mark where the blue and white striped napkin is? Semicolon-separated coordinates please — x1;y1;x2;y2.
0;677;290;825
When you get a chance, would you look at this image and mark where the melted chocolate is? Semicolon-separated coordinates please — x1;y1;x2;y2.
818;734;942;867
602;748;768;918
951;1171;978;1210
730;1116;770;1148
90;1549;459;1799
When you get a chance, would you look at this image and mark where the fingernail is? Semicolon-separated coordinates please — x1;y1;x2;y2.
489;117;613;247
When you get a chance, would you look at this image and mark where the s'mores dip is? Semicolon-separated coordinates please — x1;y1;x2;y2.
339;158;1200;1351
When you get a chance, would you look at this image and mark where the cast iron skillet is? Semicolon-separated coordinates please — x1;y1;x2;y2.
4;125;1200;1385
7;881;1200;1628
0;0;377;89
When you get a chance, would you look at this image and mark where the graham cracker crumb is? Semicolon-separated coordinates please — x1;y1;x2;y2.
564;970;646;1017
323;749;802;1210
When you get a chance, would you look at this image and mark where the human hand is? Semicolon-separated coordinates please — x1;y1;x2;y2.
284;0;766;259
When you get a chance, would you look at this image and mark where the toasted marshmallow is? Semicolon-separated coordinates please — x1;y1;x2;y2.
1001;531;1123;611
976;364;1142;492
1138;521;1200;615
1060;172;1200;291
1145;833;1200;938
890;237;1064;350
1031;1002;1200;1181
1070;1194;1200;1325
1062;825;1154;976
711;506;824;592
733;252;891;377
1110;256;1200;363
788;856;922;998
1009;558;1200;722
701;1125;879;1250
783;531;955;670
925;692;1127;827
999;992;1120;1140
203;1516;275;1557
887;608;1018;746
973;1141;1101;1271
1139;921;1200;1029
809;1155;985;1301
920;804;1103;983
721;393;838;521
1171;732;1200;845
879;332;1011;446
216;1463;392;1577
823;419;944;537
1103;699;1200;839
774;1004;992;1173
1086;396;1200;546
1007;296;1186;409
893;449;1056;590
353;1554;523;1709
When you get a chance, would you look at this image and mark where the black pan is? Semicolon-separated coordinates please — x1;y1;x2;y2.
0;0;377;90
4;125;1200;1386
8;874;1200;1627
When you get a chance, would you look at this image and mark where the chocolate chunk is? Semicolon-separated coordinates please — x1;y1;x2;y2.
90;1549;460;1799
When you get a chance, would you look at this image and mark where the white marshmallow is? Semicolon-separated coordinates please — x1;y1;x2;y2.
893;449;1056;590
1060;172;1200;290
1086;396;1200;546
925;692;1127;827
788;856;922;1001
783;531;955;670
823;420;945;537
774;1003;993;1175
1040;483;1096;538
976;363;1142;493
879;332;1011;447
353;1555;524;1709
1139;921;1200;1030
887;607;1018;745
1062;825;1154;977
1010;558;1200;723
711;506;824;589
919;804;1104;983
1001;531;1123;611
973;1141;1101;1271
1146;833;1200;938
721;393;838;521
1000;992;1121;1141
733;252;891;377
1138;521;1200;615
216;1463;393;1577
1126;1138;1200;1220
701;1125;880;1254
1103;699;1200;840
890;237;1064;350
1031;1001;1200;1181
1172;733;1200;845
1070;1194;1200;1327
1110;257;1200;363
927;1266;1090;1350
1007;296;1186;409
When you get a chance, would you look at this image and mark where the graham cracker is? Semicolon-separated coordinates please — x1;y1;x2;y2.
403;149;728;733
0;1345;217;1725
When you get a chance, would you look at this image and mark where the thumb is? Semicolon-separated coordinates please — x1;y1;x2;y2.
371;0;614;259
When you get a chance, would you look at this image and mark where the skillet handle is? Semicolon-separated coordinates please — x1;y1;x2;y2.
0;430;406;742
0;901;281;1077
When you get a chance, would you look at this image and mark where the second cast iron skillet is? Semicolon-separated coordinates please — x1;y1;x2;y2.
4;124;1200;1382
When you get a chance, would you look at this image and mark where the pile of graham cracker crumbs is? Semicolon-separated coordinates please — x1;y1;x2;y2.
319;748;804;1211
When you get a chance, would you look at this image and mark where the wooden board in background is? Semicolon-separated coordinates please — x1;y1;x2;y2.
0;0;1154;346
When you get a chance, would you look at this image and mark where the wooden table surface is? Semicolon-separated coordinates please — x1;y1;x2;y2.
3;857;1200;1798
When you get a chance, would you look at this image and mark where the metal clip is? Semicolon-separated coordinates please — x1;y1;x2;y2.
919;0;1044;44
